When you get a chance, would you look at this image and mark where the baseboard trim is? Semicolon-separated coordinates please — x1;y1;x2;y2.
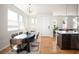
0;44;10;51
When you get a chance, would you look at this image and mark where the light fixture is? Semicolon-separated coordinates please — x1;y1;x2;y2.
65;4;68;19
66;4;67;17
27;4;32;15
73;4;78;30
62;4;68;29
63;4;68;24
74;4;78;20
74;4;78;23
76;4;78;17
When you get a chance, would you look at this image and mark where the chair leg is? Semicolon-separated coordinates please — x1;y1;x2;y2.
27;42;30;53
23;44;28;53
17;49;20;54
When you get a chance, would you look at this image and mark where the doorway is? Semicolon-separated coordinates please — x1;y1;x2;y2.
36;16;51;37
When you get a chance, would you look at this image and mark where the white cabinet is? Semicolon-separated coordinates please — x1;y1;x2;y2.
67;5;76;16
53;5;77;16
78;5;79;16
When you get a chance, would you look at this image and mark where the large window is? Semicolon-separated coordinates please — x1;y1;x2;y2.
31;18;35;24
19;15;24;30
8;10;19;31
8;9;24;31
31;18;36;30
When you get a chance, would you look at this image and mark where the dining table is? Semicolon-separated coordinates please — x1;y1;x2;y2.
13;32;36;53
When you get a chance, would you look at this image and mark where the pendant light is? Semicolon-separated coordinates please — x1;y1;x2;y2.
76;4;78;17
76;4;78;30
28;4;32;14
63;4;68;29
73;4;78;31
75;4;78;26
65;4;68;20
27;4;32;15
75;4;78;20
63;4;68;24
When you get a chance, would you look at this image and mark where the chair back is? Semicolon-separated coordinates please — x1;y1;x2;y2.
15;33;18;36
11;34;16;38
19;32;23;35
36;32;39;40
11;33;18;38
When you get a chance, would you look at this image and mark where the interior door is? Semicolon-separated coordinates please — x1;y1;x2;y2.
36;16;51;36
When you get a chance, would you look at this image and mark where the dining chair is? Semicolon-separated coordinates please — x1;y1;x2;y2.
30;32;39;51
19;32;23;35
10;34;28;54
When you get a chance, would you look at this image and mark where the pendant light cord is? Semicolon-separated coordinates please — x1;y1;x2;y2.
66;4;67;17
76;4;78;17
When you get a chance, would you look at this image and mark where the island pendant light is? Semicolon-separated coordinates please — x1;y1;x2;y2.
62;5;68;29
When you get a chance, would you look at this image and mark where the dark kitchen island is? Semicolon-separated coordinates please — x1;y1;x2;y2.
57;31;79;50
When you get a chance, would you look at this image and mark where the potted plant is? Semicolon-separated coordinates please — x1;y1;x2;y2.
53;25;58;37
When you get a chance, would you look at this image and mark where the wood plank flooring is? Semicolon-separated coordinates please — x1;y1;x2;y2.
1;36;79;54
39;36;79;54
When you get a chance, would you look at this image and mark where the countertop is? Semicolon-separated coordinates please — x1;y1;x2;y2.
56;31;79;34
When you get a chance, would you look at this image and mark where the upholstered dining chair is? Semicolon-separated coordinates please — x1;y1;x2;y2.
10;34;27;54
30;32;39;51
19;32;23;35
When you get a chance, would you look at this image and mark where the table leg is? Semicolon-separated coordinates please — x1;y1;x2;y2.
27;42;30;52
17;49;20;54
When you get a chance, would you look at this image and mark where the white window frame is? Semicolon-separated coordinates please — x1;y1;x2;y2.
8;9;19;31
19;15;24;30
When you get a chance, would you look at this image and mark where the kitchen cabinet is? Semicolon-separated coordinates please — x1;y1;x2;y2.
57;33;71;49
71;34;79;49
57;31;79;49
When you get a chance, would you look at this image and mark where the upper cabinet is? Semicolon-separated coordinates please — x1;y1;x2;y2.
53;4;78;16
78;5;79;16
67;5;77;16
53;5;66;16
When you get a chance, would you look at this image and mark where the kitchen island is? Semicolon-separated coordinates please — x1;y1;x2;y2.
57;31;79;50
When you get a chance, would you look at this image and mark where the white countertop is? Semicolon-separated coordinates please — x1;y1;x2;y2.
56;31;79;34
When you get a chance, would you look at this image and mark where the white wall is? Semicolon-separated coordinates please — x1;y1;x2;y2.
67;17;74;29
0;5;9;50
56;16;64;29
33;15;53;37
56;16;75;29
0;4;27;50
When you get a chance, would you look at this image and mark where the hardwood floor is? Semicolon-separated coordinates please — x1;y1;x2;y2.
39;36;79;54
0;46;11;54
1;36;79;54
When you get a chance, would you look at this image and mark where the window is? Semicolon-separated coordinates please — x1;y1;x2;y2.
8;10;19;31
19;15;24;30
31;18;35;24
31;18;36;30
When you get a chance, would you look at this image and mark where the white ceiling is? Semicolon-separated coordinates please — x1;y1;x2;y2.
14;4;79;16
